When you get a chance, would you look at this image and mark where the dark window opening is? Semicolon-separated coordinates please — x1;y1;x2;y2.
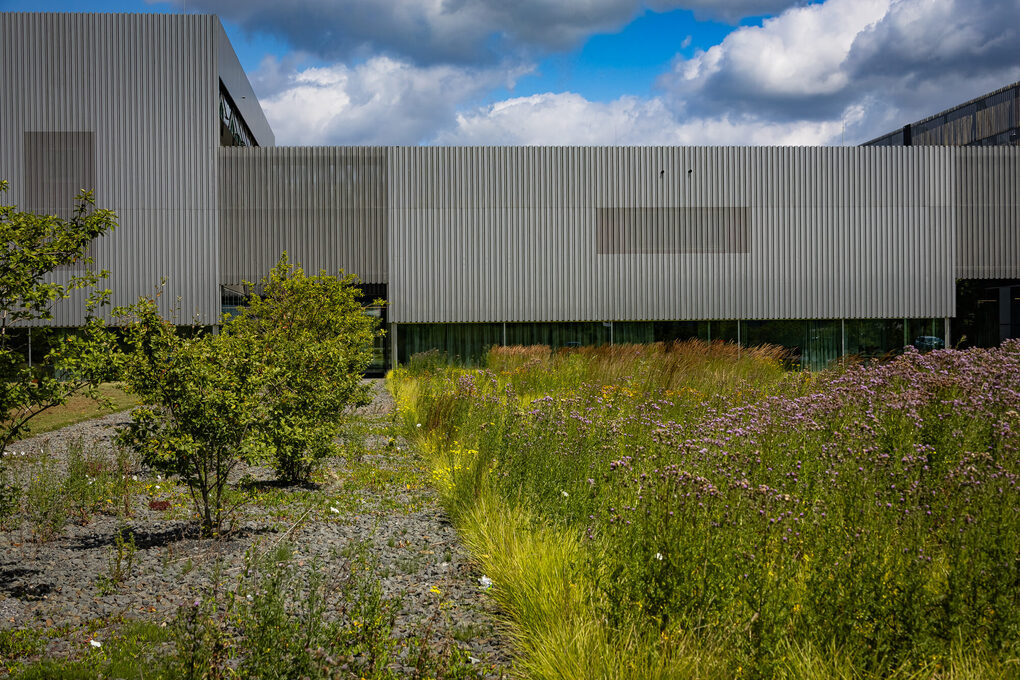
219;82;258;147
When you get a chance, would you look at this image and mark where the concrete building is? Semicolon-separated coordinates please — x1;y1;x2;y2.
2;13;1018;370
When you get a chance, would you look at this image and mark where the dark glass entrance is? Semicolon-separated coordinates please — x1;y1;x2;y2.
953;279;1020;348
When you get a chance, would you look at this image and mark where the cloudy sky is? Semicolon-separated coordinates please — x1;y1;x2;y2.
6;0;1020;145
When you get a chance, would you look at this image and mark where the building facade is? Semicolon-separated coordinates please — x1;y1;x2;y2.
2;13;1018;370
864;83;1020;349
0;12;272;328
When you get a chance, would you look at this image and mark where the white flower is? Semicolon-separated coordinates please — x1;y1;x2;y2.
89;639;102;648
416;423;422;428
561;490;569;498
654;552;663;561
479;575;493;589
330;506;340;514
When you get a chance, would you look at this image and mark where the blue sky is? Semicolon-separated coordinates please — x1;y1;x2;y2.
497;9;743;103
3;0;1019;146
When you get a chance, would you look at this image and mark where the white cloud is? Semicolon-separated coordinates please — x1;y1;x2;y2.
164;0;635;63
434;92;841;145
847;0;1020;81
663;0;889;119
659;0;1020;142
256;56;528;145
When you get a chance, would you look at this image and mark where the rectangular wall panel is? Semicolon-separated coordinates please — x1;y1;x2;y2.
955;148;1020;279
219;147;388;285
386;146;961;324
596;207;749;254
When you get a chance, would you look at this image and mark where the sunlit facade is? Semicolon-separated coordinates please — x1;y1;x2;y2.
2;13;1017;371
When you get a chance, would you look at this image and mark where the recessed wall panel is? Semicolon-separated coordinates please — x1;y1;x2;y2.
955;148;1020;279
218;147;388;285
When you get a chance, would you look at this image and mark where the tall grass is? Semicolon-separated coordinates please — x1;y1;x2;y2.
483;341;794;397
392;340;1020;678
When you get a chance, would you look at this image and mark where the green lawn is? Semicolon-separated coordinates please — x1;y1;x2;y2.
11;383;140;438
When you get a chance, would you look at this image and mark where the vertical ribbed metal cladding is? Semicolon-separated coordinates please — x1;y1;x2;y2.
0;13;221;325
387;146;957;324
218;146;388;285
955;147;1020;279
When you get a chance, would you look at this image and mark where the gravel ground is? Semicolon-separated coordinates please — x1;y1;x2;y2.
0;381;514;677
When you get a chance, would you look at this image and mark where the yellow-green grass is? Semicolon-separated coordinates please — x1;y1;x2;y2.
393;341;1020;679
432;445;731;680
419;412;1020;680
6;383;140;439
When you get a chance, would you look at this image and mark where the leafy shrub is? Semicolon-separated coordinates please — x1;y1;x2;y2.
224;254;383;483
116;297;270;537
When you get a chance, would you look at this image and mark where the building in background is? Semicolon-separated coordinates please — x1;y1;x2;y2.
864;82;1020;148
2;13;1018;371
863;82;1020;349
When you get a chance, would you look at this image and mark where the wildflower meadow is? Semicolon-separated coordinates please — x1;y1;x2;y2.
391;339;1020;679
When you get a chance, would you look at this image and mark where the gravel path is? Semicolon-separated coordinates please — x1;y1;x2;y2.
0;381;514;677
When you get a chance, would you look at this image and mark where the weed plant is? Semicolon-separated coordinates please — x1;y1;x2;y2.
392;339;1020;678
7;440;143;541
63;438;115;523
0;457;18;527
107;523;138;586
23;455;69;541
10;540;487;679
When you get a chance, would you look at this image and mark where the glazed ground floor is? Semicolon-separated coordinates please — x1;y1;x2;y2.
386;279;1020;372
390;318;947;371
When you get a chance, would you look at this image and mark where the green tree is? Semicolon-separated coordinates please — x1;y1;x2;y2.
0;180;119;515
225;254;383;483
116;297;270;537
